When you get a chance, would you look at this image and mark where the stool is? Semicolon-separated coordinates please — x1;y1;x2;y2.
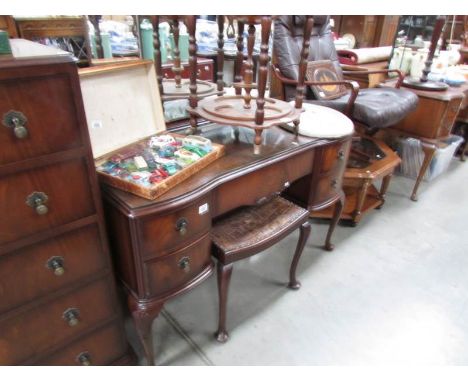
210;196;311;343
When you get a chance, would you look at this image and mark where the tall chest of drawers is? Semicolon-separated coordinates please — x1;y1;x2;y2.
0;40;133;365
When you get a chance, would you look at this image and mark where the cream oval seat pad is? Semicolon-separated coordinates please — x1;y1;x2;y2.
288;101;354;138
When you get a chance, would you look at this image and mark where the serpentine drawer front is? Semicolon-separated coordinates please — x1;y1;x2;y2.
144;234;212;298
0;224;106;314
139;196;212;259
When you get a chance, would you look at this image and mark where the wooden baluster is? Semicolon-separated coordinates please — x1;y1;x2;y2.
255;16;272;126
235;20;245;95
243;23;256;109
217;15;225;94
171;17;182;88
420;15;446;83
293;16;314;135
151;16;164;98
186;15;198;133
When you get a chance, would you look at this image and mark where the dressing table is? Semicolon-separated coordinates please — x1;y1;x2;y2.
102;123;351;364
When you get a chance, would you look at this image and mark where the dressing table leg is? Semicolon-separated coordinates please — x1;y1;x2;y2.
288;221;311;289
215;262;233;343
324;191;345;251
128;296;164;366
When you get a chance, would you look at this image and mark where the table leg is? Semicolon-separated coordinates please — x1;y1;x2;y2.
460;123;468;162
324;191;345;251
352;179;371;226
411;142;436;202
215;262;233;343
288;221;311;289
377;172;393;209
128;295;164;366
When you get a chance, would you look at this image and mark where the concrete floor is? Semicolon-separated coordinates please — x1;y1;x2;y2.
126;158;468;366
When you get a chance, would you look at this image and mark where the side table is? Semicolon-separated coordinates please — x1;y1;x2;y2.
380;79;467;201
312;136;401;226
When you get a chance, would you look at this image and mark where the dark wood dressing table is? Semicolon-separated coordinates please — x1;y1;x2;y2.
102;123;351;364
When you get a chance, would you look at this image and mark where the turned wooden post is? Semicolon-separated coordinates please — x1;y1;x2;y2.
420;16;446;83
293;16;314;135
151;16;164;97
243;23;256;109
217;15;225;94
255;16;272;126
186;15;198;133
170;17;182;88
235;20;245;95
89;15;103;59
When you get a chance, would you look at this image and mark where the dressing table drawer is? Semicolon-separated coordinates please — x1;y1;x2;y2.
319;141;350;174
139;196;212;258
144;234;212;298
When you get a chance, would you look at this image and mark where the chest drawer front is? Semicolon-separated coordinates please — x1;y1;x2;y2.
144;234;212;298
0;224;106;314
37;322;127;366
0;74;83;165
0;158;96;245
0;277;117;365
140;196;212;258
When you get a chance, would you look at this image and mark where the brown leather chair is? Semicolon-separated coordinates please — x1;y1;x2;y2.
271;15;419;135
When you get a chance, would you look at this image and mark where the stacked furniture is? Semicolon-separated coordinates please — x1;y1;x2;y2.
0;39;132;365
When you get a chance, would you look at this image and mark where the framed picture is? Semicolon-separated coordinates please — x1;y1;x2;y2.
305;60;348;100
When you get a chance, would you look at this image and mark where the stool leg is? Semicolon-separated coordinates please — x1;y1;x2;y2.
288;221;311;290
215;262;233;343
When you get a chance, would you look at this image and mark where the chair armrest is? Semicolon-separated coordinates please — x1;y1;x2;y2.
272;64;360;118
342;68;404;88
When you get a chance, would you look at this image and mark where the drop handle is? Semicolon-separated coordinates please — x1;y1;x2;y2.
331;179;338;189
178;256;191;273
63;308;80;327
46;256;65;276
26;191;49;215
2;110;29;139
175;218;188;235
77;352;92;366
338;150;345;160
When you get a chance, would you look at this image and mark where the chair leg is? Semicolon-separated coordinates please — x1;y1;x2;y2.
215;261;233;343
288;221;311;290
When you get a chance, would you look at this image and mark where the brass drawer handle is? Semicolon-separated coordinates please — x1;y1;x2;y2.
331;179;338;189
338;150;345;160
2;110;29;139
77;352;92;366
175;217;188;235
26;191;49;215
178;256;191;273
63;308;80;327
46;256;65;276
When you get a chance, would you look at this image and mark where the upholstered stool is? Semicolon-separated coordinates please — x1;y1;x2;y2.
210;196;311;343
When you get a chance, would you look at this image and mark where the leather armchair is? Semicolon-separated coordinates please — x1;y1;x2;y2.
272;15;419;135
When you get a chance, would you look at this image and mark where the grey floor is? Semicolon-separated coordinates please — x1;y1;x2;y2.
126;157;468;366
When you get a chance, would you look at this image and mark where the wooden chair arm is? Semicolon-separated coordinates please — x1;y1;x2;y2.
271;65;359;118
342;68;404;88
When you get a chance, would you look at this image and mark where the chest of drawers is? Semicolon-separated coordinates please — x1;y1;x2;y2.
0;39;132;365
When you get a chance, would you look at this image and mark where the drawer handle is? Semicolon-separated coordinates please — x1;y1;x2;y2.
26;191;49;215
2;110;29;139
175;218;188;235
331;179;338;189
197;69;201;76
46;256;65;276
63;308;80;327
77;352;92;366
338;150;345;160
178;256;191;273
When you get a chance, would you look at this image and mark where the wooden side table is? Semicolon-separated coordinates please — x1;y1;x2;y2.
312;137;401;226
380;79;467;201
